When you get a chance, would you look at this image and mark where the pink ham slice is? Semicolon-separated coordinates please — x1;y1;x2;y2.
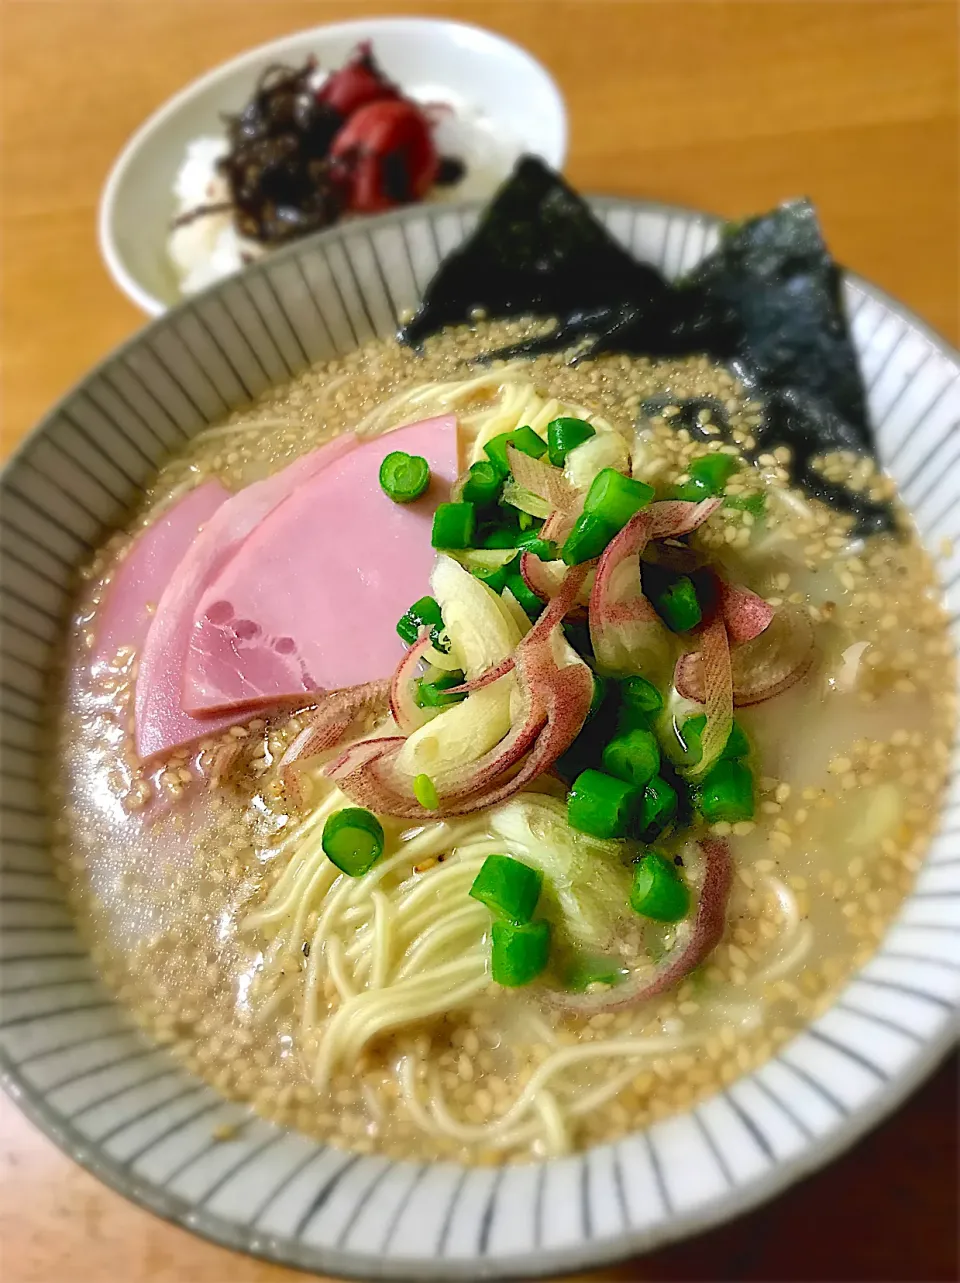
93;480;230;669
182;415;459;718
135;435;359;762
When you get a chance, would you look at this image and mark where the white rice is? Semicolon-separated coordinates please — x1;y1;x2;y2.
166;90;521;298
167;137;263;296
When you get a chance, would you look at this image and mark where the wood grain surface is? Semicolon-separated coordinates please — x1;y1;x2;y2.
0;2;957;1281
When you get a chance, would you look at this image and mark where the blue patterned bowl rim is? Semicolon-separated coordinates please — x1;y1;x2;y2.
1;195;958;1280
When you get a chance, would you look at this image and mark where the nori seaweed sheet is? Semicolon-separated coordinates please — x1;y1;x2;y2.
400;158;892;534
401;158;672;348
680;200;870;442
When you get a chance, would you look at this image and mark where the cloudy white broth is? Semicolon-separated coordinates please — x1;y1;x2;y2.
54;317;955;1164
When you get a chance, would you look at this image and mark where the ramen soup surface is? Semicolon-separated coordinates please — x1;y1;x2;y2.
55;319;956;1163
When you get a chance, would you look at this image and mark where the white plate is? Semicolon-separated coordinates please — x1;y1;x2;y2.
2;198;959;1280
98;17;567;316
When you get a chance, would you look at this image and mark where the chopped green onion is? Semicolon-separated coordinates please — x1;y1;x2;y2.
653;576;702;632
564;955;625;992
416;670;467;709
484;425;547;475
431;501;476;550
503;570;543;617
588;673;609;719
724;492;767;516
601;727;661;787
455;547;516;571
547;416;596;467
507;425;548;460
477;504;524;547
396;617;418;647
673;476;715;503
583;469;655;528
378;451;430;503
634;774;678;842
680;714;750;766
674;453;740;502
480;525;523;549
630;850;690;922
688;453;739;491
469;853;542;924
560;511;617;565
677;713;707;763
516;532;560;561
619;676;663;719
726;721;751;759
561;471;656;565
483;433;515;476
617;706;649;736
413;773;440;810
460;460;502;508
470;557;516;595
396;595;444;646
322;807;385;877
695;759;754;824
491;919;551;987
567;768;641;839
430;628;452;655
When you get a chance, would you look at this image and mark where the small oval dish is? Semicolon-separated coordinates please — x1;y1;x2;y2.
98;17;567;316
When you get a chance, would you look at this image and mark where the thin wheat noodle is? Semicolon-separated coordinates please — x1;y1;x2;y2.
391;884;488;949
534;1089;568;1156
315;961;488;1087
276;856;340;949
525;1013;561;1049
370;890;392;989
353;367;529;436
253;969;301;1022
398;1057;540;1150
333;959;488;1054
765;876;801;934
323;933;356;1003
192;417;309;443
393;854;488;918
345;824;461;902
360;1081;385;1122
274;792;340;852
395;903;490;980
755;921;814;985
424;1034;689;1144
301;916;329;1033
312;873;359;951
245;797;340;927
527;397;561;434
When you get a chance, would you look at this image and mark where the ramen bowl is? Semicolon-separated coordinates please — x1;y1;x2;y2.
2;197;958;1280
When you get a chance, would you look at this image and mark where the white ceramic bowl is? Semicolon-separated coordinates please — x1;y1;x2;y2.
98;17;567;317
2;198;959;1280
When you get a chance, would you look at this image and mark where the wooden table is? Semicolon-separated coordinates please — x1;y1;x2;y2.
1;2;957;1280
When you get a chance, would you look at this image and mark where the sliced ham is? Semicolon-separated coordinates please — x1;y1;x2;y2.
93;480;229;669
135;435;358;762
182;416;459;718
